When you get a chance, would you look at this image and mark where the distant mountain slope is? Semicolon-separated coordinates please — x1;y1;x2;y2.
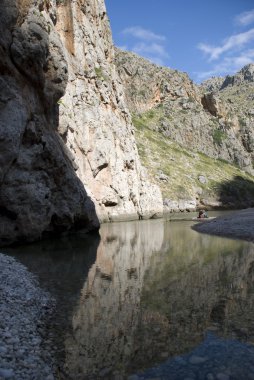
134;116;254;211
200;63;254;170
115;49;254;210
115;49;254;175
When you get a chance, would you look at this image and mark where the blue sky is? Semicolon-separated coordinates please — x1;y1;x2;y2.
104;0;254;83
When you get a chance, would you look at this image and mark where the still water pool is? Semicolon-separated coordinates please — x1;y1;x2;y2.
5;215;254;379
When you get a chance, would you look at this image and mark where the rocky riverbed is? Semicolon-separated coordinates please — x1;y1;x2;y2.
192;208;254;242
0;253;56;380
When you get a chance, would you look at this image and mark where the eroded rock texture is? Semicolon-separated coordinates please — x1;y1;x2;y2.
55;0;162;223
115;49;254;174
0;0;162;245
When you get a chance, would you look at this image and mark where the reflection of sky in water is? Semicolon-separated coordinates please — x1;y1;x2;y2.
4;217;254;379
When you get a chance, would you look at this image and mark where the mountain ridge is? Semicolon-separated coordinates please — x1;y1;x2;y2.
115;48;254;211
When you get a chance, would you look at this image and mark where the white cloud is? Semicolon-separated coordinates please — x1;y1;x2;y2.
122;26;166;42
235;9;254;26
120;26;169;66
131;42;169;66
195;49;254;81
198;28;254;61
133;42;169;58
233;49;254;65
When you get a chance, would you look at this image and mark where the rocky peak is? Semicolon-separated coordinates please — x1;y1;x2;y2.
221;63;254;89
115;47;200;113
199;77;224;93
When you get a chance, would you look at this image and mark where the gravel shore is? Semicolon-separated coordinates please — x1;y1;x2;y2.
192;208;254;242
0;253;56;380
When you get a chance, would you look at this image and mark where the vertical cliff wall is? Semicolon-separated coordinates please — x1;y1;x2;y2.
0;0;162;245
55;0;162;222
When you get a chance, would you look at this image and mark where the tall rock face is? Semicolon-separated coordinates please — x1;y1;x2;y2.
0;0;162;246
115;49;254;175
55;0;162;223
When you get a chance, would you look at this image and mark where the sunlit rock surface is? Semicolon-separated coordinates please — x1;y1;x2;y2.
0;0;162;245
55;0;163;223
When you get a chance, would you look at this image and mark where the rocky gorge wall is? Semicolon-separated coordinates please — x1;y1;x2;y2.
0;0;163;246
55;0;162;222
115;49;254;175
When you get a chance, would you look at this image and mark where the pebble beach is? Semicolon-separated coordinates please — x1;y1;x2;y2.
0;253;55;380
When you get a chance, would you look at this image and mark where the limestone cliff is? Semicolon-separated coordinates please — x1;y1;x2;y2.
55;0;162;223
115;49;254;211
0;0;162;245
115;49;253;174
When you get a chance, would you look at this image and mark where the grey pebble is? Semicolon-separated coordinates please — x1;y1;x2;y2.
216;374;230;380
189;355;208;364
0;368;14;379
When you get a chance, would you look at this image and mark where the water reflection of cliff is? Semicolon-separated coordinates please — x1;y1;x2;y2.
64;220;254;379
133;222;254;373
64;220;164;379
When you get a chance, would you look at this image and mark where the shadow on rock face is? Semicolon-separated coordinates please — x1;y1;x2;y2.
0;0;99;246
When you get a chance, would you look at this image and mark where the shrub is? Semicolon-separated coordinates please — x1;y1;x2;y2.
95;67;107;81
146;110;155;119
238;117;246;127
212;129;227;146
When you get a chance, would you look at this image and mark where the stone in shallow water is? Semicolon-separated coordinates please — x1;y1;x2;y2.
216;374;230;380
189;355;208;364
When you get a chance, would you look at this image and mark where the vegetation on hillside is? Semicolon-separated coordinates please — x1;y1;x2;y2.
133;112;254;207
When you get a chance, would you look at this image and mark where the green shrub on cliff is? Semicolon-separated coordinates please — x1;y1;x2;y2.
212;129;227;146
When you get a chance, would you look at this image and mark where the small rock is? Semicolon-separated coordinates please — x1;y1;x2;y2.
45;375;54;380
99;367;112;377
216;374;230;380
0;368;15;379
189;355;208;364
0;346;8;355
198;175;207;184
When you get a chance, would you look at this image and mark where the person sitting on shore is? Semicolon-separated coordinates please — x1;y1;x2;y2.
198;210;208;219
